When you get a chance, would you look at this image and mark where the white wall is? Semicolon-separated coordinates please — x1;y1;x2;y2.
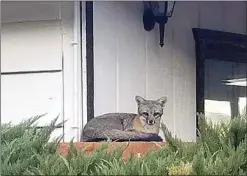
93;1;246;141
1;1;78;142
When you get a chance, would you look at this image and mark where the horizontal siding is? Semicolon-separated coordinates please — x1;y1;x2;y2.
1;1;61;23
1;20;63;72
1;1;76;142
1;72;63;126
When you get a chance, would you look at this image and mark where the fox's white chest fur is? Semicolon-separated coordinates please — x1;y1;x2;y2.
133;116;160;134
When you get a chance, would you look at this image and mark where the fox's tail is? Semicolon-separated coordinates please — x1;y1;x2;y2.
81;129;163;142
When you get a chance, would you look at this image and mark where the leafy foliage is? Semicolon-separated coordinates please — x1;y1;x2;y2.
1;112;246;175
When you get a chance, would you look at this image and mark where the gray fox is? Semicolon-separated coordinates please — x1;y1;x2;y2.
81;96;167;142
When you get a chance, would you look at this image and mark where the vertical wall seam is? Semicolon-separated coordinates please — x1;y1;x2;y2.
245;2;247;116
59;1;65;142
145;31;148;99
197;1;201;139
116;2;119;112
80;1;87;130
172;23;176;137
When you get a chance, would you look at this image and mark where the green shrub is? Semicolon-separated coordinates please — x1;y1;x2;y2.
1;115;61;175
1;112;246;175
163;112;247;175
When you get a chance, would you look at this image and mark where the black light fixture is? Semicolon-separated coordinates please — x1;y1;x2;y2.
143;1;176;47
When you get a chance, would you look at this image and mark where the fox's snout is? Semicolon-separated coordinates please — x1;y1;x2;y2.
147;119;155;125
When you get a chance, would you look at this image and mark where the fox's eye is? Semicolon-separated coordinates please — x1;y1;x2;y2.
142;112;148;117
154;113;160;118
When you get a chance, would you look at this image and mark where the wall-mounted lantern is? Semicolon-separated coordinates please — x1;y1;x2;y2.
143;1;176;47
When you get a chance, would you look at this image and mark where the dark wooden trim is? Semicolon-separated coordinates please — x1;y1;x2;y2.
193;28;247;64
202;50;247;63
192;28;247;134
85;1;94;121
1;69;62;75
230;89;240;118
192;28;247;45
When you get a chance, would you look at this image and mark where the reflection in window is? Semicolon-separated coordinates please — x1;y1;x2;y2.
205;99;231;123
239;97;246;115
204;59;247;124
205;97;246;124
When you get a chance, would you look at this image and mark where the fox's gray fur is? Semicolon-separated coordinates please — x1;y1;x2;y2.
81;96;167;142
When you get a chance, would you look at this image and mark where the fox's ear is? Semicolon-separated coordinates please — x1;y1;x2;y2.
135;96;146;105
157;97;167;107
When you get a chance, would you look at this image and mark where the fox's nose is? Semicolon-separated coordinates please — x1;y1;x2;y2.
148;120;155;125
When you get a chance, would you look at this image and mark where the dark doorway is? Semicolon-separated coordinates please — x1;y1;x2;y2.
80;1;94;122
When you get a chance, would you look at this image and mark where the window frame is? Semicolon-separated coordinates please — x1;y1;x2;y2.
192;28;247;133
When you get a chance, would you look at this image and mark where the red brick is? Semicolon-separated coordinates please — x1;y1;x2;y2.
59;142;166;160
